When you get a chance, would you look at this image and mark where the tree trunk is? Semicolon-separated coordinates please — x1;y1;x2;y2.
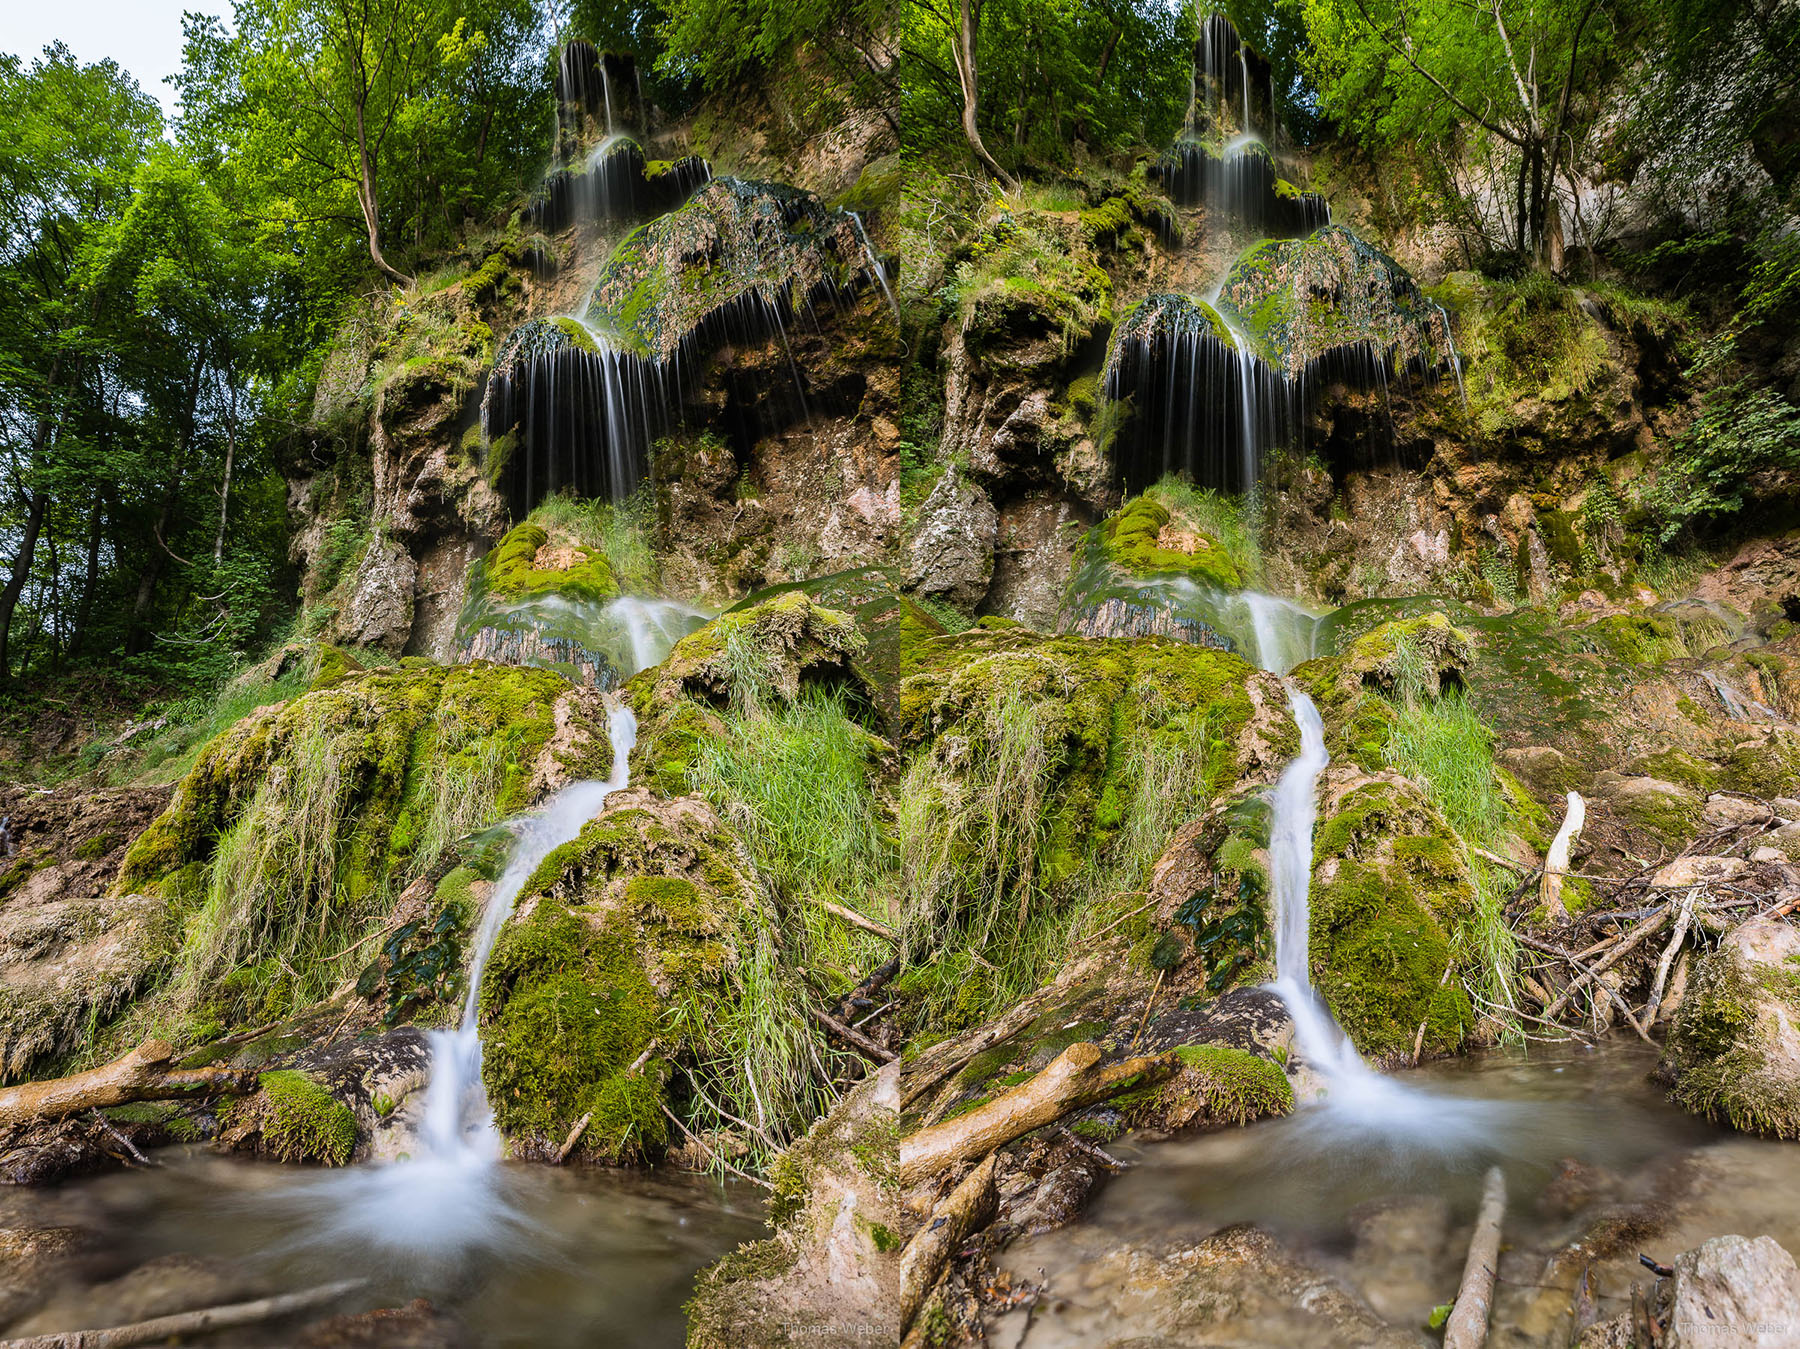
0;491;47;685
952;0;1019;192
213;379;238;566
354;102;413;286
0;1040;254;1130
70;499;102;659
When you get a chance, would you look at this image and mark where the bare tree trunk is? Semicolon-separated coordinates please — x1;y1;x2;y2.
70;498;102;659
213;379;238;566
354;103;413;285
0;491;47;685
952;0;1019;193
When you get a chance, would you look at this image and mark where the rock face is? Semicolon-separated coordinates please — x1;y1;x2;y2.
0;786;171;1081
330;532;418;656
903;467;997;611
1661;917;1800;1138
1665;1234;1800;1349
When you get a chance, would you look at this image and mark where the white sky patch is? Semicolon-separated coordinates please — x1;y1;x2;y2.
1;0;234;119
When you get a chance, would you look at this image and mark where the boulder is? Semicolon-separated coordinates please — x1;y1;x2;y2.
1652;855;1750;890
1661;918;1800;1138
903;467;997;612
1705;794;1776;829
1665;1234;1800;1348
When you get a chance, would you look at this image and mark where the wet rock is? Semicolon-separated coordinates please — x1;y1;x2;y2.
1348;1194;1452;1325
298;1298;471;1348
983;495;1083;630
10;1252;264;1336
1664;1234;1800;1348
330;533;418;656
995;1222;1425;1348
903;466;997;611
0;1225;90;1323
1661;918;1800;1138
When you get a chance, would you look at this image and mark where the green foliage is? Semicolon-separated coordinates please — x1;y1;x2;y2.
1645;384;1800;542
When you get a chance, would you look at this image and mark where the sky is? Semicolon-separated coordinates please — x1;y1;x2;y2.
1;0;234;119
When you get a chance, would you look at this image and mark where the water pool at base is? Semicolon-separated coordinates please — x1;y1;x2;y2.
0;1154;763;1346
995;1039;1800;1348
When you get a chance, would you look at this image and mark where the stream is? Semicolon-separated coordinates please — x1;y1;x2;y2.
994;1039;1800;1346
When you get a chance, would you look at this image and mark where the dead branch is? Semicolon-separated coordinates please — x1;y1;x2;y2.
897;1153;998;1337
1443;1165;1507;1349
554;1112;592;1164
816;898;897;943
0;1279;365;1349
657;1102;773;1191
902;992;1052;1110
1541;791;1586;921
1539;903;1672;1022
1643;892;1698;1027
810;1007;897;1063
896;1042;1176;1185
0;1041;256;1132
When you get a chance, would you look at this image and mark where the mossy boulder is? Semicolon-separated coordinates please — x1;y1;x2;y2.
897;624;1293;918
587;178;886;362
722;569;946;733
477;790;752;1163
482;519;619;605
1661;918;1800;1139
111;664;614;1028
1306;770;1477;1061
625;591;871;795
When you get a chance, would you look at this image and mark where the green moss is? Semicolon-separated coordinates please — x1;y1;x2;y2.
72;833;120;861
1168;1044;1294;1123
1666;948;1800;1139
482;520;619;605
258;1069;357;1165
1093;496;1243;591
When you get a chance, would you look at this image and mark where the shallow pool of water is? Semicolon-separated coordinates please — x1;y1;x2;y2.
998;1039;1800;1347
0;1151;764;1346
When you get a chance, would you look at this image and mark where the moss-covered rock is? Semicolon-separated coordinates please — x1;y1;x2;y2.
477;790;752;1162
1661;918;1800;1139
626;590;871;795
110;664;615;1030
1307;770;1477;1060
253;1069;359;1165
482;519;619;605
1089;496;1242;592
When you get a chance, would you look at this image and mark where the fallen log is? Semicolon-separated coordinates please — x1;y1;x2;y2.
0;1279;365;1349
896;1042;1176;1185
901;993;1053;1110
1443;1165;1506;1349
896;1153;998;1337
0;1042;256;1132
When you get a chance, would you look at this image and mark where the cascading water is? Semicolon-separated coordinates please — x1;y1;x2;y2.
1237;591;1501;1149
605;596;711;673
289;704;640;1262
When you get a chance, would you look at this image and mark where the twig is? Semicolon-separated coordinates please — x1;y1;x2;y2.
853;1000;896;1030
1517;933;1657;1044
625;1038;659;1076
1643;892;1697;1026
0;1280;365;1349
89;1111;154;1167
1539;903;1672;1021
686;1074;780;1153
1085;893;1155;945
811;1006;898;1063
658;1102;773;1191
816;898;897;942
555;1112;592;1164
1414;959;1455;1064
1129;969;1166;1053
1055;1125;1130;1171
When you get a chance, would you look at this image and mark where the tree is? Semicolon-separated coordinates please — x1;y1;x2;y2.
0;46;160;682
1299;0;1623;265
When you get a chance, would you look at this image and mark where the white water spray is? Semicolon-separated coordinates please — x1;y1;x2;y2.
604;596;710;675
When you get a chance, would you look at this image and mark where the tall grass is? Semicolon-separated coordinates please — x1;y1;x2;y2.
684;689;895;1169
1145;476;1262;584
1380;643;1522;1031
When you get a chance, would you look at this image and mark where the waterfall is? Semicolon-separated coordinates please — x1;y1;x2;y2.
605;596;711;674
421;702;638;1163
282;703;640;1260
1240;591;1502;1147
